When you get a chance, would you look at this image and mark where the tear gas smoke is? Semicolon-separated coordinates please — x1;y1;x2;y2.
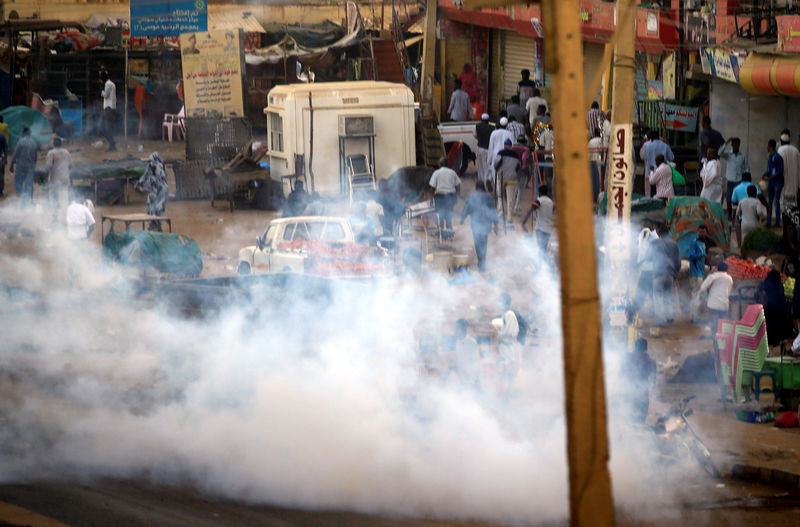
0;205;716;524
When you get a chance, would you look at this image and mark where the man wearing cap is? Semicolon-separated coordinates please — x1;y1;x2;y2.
429;157;461;233
718;137;750;220
778;129;800;211
487;117;514;188
474;113;495;189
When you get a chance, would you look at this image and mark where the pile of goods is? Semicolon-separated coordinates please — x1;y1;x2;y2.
724;256;773;280
785;276;796;297
278;239;386;276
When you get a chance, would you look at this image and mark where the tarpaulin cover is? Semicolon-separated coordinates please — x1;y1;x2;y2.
0;106;52;148
666;196;730;257
261;20;346;48
104;230;203;276
248;17;363;66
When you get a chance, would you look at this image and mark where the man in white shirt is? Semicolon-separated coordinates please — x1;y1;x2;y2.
736;185;767;242
447;79;472;122
495;292;522;385
46;137;72;224
487;117;514;185
778;129;800;211
429;157;461;233
525;88;548;131
648;154;675;199
100;71;117;151
66;198;95;241
531;184;554;253
699;261;734;336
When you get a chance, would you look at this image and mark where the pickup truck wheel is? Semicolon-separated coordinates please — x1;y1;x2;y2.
237;262;251;275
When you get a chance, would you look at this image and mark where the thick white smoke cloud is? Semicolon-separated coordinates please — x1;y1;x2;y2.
0;204;715;524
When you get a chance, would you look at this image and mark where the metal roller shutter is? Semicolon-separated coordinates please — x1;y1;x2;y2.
502;31;536;103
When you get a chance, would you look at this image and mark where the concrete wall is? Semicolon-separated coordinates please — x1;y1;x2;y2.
710;78;800;178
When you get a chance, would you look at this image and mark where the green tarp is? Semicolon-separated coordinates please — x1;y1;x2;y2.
0;106;52;148
596;193;667;215
104;231;203;276
666;196;730;257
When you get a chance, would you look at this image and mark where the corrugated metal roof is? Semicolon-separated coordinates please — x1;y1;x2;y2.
207;11;266;33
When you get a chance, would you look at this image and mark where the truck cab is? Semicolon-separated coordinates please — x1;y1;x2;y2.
238;216;355;275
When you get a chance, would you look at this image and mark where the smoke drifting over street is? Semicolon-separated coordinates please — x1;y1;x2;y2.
0;208;712;525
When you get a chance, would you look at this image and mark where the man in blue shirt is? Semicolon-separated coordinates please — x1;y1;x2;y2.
764;139;785;228
461;180;499;272
10;127;38;206
718;137;749;220
731;172;760;204
688;225;711;321
643;132;674;197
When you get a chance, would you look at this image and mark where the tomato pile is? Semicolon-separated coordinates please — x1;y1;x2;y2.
278;239;385;276
724;256;772;280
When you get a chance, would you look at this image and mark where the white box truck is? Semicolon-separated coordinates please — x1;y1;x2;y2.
263;81;416;197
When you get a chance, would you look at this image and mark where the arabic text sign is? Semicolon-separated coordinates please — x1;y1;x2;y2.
131;0;207;37
663;104;699;132
702;47;744;83
604;123;634;325
777;15;800;53
606;124;633;224
181;30;245;118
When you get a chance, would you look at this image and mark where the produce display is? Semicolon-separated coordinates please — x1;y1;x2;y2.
724;256;772;280
741;227;781;252
278;239;386;276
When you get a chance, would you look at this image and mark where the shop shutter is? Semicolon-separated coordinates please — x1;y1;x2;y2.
502;31;536;103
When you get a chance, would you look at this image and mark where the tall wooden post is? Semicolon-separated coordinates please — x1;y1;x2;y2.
541;1;615;525
604;0;637;330
420;0;437;92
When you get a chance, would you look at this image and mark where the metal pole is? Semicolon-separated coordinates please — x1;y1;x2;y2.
541;1;615;525
124;46;129;141
9;31;15;106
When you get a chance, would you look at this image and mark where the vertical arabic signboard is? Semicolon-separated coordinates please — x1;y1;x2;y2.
605;124;633;326
662;52;675;99
131;0;208;37
180;30;246;118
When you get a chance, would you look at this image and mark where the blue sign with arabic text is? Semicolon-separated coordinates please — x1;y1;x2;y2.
131;0;208;37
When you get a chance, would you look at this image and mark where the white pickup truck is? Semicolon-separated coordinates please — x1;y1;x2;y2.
437;121;482;174
237;216;387;277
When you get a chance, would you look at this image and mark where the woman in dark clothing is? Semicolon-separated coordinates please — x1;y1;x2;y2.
758;270;790;346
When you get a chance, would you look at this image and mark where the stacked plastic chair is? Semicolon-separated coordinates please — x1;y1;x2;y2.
715;304;769;403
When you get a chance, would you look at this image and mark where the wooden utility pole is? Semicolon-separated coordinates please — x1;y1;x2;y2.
604;0;637;329
420;0;437;93
540;1;615;525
